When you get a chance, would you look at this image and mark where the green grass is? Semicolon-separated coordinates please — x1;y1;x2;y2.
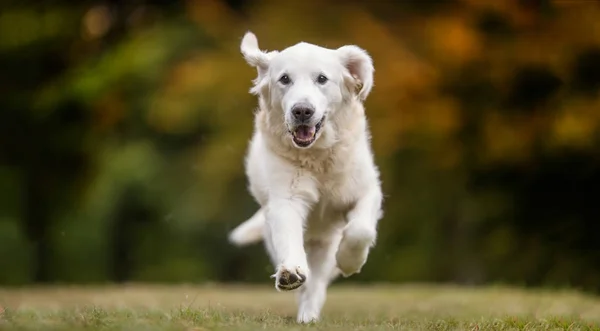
1;284;600;330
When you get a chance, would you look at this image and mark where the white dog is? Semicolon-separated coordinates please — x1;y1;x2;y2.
228;31;383;323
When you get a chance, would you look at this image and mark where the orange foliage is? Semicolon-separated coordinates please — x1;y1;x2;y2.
426;15;483;66
146;0;600;175
551;98;600;149
92;92;126;132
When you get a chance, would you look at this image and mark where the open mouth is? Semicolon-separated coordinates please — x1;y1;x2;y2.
290;117;324;148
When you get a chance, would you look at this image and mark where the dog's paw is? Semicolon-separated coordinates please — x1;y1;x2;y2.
336;244;369;277
271;265;307;291
335;224;376;277
296;291;322;324
297;309;319;324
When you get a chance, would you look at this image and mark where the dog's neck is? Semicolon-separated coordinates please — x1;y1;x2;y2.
255;99;368;171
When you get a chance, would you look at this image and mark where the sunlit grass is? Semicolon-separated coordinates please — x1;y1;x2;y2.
1;284;599;330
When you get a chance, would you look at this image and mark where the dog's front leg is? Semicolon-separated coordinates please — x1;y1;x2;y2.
336;187;383;277
265;196;312;291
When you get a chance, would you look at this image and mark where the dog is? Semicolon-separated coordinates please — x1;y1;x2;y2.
228;31;383;323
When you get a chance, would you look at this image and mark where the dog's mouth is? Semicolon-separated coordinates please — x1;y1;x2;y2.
290;117;324;148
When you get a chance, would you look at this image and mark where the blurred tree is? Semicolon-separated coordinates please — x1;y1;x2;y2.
0;1;92;281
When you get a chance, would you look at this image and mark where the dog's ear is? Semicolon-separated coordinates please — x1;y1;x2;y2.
240;32;278;95
337;45;374;101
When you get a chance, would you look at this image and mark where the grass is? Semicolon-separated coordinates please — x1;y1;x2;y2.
1;284;600;330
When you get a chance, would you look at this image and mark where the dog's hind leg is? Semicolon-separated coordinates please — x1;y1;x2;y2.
228;208;265;246
296;231;342;323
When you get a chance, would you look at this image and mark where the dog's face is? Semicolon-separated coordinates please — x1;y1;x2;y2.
240;32;374;149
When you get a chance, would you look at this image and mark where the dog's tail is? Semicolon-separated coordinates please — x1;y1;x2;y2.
228;208;265;246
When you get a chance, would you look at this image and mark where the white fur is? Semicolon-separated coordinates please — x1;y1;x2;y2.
229;31;383;324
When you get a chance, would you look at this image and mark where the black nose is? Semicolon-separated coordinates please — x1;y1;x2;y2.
292;104;314;122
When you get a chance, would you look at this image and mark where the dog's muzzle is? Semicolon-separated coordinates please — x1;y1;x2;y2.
289;116;324;148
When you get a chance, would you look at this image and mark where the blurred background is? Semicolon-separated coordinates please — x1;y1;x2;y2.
1;0;600;293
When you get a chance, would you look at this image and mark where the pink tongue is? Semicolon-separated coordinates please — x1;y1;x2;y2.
295;126;315;141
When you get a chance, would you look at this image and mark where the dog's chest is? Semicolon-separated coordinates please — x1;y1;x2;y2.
304;174;359;234
301;150;362;205
317;172;358;207
303;177;357;240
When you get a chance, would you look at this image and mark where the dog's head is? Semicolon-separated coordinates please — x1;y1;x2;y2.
240;31;374;149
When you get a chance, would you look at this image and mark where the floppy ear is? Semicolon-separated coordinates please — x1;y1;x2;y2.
240;31;278;95
337;45;374;101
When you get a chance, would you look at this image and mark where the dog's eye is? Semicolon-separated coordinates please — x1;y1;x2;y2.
279;74;291;85
317;74;328;85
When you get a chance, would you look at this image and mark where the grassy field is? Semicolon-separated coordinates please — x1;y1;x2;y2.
1;284;599;330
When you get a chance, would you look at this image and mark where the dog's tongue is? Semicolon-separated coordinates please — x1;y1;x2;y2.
294;125;316;141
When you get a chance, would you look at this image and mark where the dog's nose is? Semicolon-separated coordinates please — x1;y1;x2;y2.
292;104;314;122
